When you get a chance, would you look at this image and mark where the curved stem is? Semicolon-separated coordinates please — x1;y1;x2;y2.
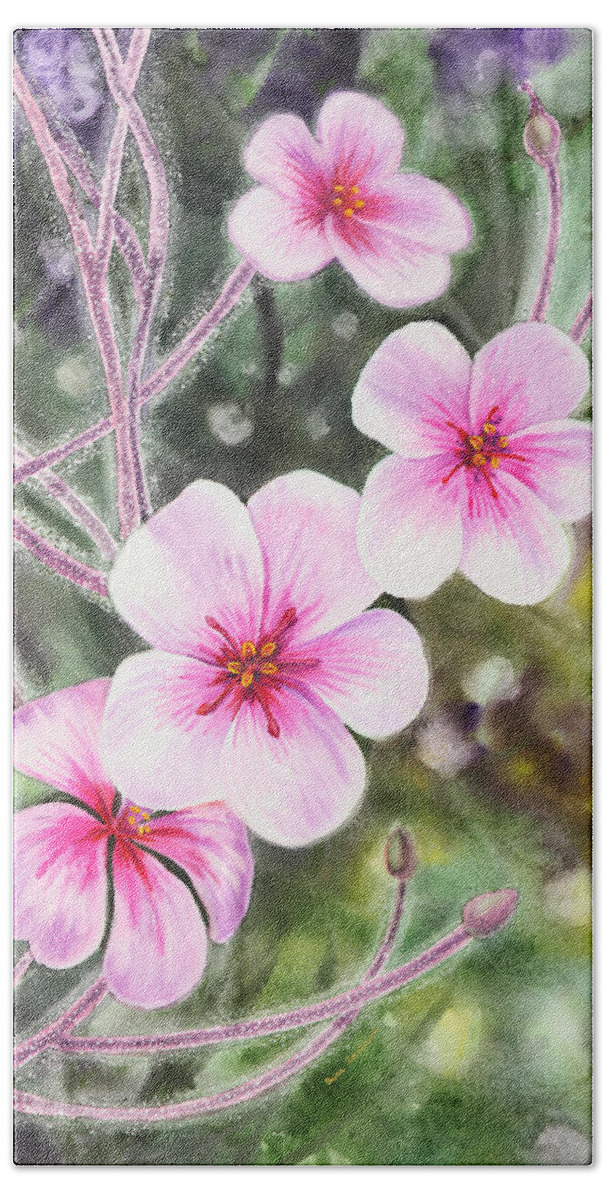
14;446;117;561
58;923;469;1058
14;980;107;1071
14;59;141;538
13;951;33;987
13;419;114;487
570;290;593;344
139;260;255;404
14;518;109;598
95;27;171;521
530;157;561;323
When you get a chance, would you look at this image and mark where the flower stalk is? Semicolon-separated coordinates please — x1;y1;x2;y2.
521;81;562;324
570;291;593;345
13;518;109;598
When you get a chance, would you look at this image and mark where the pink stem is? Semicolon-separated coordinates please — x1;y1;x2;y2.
139;260;255;405
15;927;469;1123
14;980;107;1071
14;518;109;598
95;29;150;279
95;28;171;520
570;290;593;344
14;446;117;561
13;951;33;987
20;78;147;297
529;158;562;322
59;924;469;1058
13;263;255;485
14;59;141;538
13;419;114;486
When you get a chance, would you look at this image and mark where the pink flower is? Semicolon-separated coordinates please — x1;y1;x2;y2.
102;471;429;847
353;322;591;605
14;679;254;1009
227;91;471;308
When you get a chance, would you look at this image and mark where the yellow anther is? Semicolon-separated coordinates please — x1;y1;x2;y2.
469;436;484;450
344;207;354;218
333;184;344;192
333;197;342;206
227;661;242;675
241;670;254;688
137;824;146;836
260;642;276;657
350;186;360;195
483;422;496;435
354;199;365;209
472;453;487;467
241;642;256;659
261;662;278;676
490;456;500;469
141;812;150;821
499;436;509;448
128;816;136;825
130;806;140;813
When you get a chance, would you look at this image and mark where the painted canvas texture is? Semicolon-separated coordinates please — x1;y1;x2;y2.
13;28;592;1166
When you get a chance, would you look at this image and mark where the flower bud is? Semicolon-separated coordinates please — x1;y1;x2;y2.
520;81;561;165
384;828;417;881
462;888;518;937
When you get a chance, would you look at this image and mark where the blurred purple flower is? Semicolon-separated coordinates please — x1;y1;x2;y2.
20;28;103;124
429;28;570;99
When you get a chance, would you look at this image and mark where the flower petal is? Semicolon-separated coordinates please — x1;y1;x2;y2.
247;470;379;645
367;174;471;252
469;323;590;432
109;480;264;656
358;453;463;599
141;803;253;943
352;321;472;457
316;91;404;182
222;687;366;847
460;471;572;605
104;840;207;1009
506;419;592;522
14;802;108;969
101;651;232;813
227;186;333;282
241;113;327;199
326;216;452;308
13;679;115;818
304;609;429;738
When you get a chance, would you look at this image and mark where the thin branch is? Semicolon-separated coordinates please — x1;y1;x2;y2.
521;82;562;324
14;518;109;598
139;260;255;404
14;58;141;538
14;446;117;561
95;29;151;280
13;951;34;987
13;419;114;486
95;27;171;520
14;262;255;486
14;981;107;1071
570;290;592;344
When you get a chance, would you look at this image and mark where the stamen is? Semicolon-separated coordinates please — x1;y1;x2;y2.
241;670;254;688
483;422;496;435
469;436;483;450
333;197;343;207
241;642;256;659
227;661;242;675
197;684;233;716
354;199;365;210
350;186;360;195
472;453;486;467
499;436;509;448
333;184;344;192
490;456;500;469
260;642;276;657
261;662;278;676
344;207;354;218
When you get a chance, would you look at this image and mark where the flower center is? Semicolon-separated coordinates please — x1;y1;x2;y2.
330;180;365;219
441;406;526;500
196;607;319;738
125;806;151;837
